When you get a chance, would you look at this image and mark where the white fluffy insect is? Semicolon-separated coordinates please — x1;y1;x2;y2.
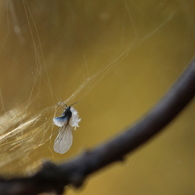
53;105;81;154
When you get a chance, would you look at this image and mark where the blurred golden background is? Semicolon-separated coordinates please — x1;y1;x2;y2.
0;0;195;194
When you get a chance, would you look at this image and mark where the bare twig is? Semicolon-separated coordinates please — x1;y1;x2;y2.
1;59;195;195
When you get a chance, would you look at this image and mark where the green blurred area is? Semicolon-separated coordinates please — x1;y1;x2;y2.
0;0;195;194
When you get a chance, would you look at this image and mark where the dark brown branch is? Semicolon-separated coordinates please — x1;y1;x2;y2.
1;59;195;195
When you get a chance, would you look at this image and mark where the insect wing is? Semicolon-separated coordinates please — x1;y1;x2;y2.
53;116;68;127
53;124;73;154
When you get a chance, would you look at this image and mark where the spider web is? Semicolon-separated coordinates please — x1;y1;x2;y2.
0;0;193;176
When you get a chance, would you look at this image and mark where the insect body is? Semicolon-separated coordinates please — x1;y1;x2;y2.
53;106;81;154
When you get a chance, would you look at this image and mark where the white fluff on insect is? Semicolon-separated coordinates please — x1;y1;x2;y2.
69;107;81;129
53;106;81;154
